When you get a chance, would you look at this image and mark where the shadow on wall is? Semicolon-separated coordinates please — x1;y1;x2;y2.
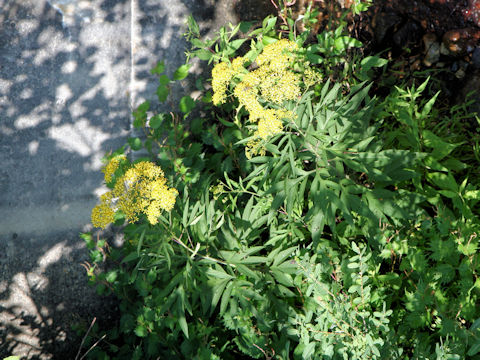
0;0;129;358
0;0;277;358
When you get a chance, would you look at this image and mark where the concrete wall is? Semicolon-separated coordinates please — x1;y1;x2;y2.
0;0;274;357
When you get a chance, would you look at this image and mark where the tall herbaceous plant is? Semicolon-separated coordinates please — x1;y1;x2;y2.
80;1;480;359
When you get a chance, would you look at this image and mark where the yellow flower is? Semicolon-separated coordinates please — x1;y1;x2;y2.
304;66;321;87
91;203;115;229
91;161;178;228
256;109;284;139
234;82;263;120
231;56;247;72
211;38;304;152
260;70;300;104
211;61;235;105
102;154;126;183
245;138;266;159
256;39;298;68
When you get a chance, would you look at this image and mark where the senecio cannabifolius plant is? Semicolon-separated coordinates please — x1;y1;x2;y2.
83;2;480;359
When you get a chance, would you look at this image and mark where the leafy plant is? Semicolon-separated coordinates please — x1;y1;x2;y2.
80;1;480;359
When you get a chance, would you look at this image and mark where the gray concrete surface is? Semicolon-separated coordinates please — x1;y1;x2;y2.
0;0;275;358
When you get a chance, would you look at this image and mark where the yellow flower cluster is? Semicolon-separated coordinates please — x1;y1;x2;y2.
303;66;322;87
91;161;178;228
256;109;292;139
102;154;126;183
212;62;235;105
211;56;248;105
256;39;298;68
211;39;301;151
91;202;115;229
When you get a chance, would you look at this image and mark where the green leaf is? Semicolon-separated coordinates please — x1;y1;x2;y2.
358;56;388;80
179;96;196;114
178;312;189;338
122;251;139;263
421;91;439;117
468;343;480;356
156;84;169;102
239;21;253;33
220;281;234;315
334;36;362;52
106;271;117;283
134;325;148;338
422;130;459;160
149;114;164;129
159;74;170;85
262;36;278;45
128;137;142;151
272;246;297;267
427;172;458;192
206;268;234;280
195;49;213;61
271;269;294;287
187;15;200;36
210;279;229;311
310;210;325;244
470;318;480;331
173;64;191;80
136;101;150;113
263;16;277;32
360;55;388;70
302;342;315;359
150;61;165;75
442;158;467;171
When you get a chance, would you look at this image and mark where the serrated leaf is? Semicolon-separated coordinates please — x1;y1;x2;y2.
159;74;170;85
210;279;229;311
206;268;234;280
150;61;165;75
422;130;459;160
427;172;458;192
271;269;294;287
272;246;297;267
220;281;234;315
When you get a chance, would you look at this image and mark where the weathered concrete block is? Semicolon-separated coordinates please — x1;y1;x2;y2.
0;0;130;357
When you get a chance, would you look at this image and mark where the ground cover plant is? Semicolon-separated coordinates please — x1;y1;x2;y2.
79;1;480;358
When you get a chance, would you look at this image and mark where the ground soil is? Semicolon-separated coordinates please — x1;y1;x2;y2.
255;0;480;113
